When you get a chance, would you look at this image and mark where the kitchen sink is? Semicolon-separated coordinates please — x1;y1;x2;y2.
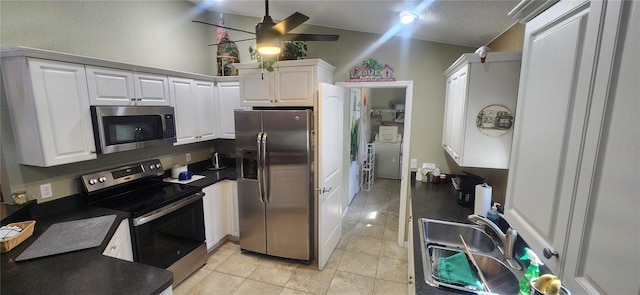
421;218;495;253
419;218;523;294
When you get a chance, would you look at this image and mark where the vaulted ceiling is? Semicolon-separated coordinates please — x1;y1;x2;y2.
189;0;520;47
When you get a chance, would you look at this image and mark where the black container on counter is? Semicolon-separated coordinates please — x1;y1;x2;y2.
455;171;485;207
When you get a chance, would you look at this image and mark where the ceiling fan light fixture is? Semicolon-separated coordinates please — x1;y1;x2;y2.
399;10;418;24
256;43;281;55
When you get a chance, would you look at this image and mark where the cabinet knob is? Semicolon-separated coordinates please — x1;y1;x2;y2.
543;248;559;259
137;98;142;101
130;98;136;101
111;245;117;250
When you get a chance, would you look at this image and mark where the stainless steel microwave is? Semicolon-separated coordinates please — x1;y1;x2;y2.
90;106;176;154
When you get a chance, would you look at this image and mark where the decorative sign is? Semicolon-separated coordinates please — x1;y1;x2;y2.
476;104;514;137
347;59;396;82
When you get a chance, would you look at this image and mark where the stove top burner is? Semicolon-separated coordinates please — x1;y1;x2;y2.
82;159;202;217
92;180;201;217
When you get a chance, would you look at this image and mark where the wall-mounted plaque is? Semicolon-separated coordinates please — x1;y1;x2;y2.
476;104;513;136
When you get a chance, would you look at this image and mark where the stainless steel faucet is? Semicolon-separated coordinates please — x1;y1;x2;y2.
468;214;522;270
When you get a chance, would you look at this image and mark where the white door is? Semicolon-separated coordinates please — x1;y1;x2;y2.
317;83;344;270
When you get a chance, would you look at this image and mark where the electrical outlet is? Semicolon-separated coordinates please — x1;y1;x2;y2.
186;153;191;162
40;183;53;199
410;159;418;169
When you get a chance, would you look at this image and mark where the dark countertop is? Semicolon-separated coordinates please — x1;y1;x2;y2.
0;165;236;295
188;166;237;188
1;205;173;295
410;178;475;295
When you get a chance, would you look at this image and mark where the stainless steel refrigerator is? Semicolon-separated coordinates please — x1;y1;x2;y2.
235;109;314;262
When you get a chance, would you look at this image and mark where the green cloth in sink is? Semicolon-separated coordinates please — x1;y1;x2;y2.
437;252;484;291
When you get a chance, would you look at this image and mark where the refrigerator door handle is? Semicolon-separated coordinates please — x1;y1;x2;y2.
261;132;269;204
256;132;265;204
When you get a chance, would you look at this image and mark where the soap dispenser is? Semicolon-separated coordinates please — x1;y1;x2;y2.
487;202;500;224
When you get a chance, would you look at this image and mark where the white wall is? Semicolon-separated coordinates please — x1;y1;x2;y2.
0;0;473;203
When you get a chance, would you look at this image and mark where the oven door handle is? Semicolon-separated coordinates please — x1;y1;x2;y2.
133;192;204;226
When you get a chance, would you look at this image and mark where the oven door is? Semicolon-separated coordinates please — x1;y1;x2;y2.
131;193;205;269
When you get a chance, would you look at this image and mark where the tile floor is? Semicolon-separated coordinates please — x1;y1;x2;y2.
174;178;408;295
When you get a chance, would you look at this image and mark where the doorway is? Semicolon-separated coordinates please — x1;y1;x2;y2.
336;81;413;247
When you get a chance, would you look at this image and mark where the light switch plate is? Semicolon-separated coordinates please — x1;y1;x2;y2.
186;153;192;162
410;159;418;169
40;183;53;199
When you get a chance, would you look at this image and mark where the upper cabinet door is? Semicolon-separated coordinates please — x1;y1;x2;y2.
1;58;97;166
218;81;244;139
239;69;273;106
561;1;640;293
86;66;170;106
170;77;199;145
505;0;596;274
236;59;334;107
133;72;170;106
194;80;219;141
86;66;136;105
275;66;314;106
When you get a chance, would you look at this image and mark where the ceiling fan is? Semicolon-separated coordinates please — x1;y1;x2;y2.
193;0;340;54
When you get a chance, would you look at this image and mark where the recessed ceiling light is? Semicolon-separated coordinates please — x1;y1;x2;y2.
399;11;418;24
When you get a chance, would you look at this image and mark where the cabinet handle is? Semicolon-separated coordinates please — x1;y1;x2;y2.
111;245;117;250
543;248;559;259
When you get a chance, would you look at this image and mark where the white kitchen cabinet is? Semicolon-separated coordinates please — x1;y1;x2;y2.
202;180;239;251
235;59;334;107
102;219;133;261
86;66;170;106
1;58;97;166
169;77;219;145
506;1;639;292
442;51;521;169
217;80;247;139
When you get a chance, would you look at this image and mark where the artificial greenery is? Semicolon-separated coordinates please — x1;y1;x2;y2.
281;41;307;60
249;41;308;72
249;46;276;72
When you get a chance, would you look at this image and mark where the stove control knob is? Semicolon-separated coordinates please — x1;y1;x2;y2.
98;177;107;183
88;179;98;185
149;165;155;170
155;163;162;169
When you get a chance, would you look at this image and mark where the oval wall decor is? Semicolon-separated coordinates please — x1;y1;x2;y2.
476;104;514;136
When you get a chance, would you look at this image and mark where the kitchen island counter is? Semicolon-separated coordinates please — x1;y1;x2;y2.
411;178;475;295
1;203;173;295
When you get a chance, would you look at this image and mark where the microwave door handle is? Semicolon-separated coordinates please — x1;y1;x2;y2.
262;132;269;204
134;127;141;142
256;132;265;204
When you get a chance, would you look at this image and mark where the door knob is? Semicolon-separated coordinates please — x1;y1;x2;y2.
317;187;332;193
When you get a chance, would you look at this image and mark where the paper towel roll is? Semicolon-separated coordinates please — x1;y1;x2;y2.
474;183;492;217
171;165;188;179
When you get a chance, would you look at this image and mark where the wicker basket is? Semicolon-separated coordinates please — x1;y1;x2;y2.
0;220;36;253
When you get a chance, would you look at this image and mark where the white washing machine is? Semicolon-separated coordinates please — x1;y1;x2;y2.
374;135;402;180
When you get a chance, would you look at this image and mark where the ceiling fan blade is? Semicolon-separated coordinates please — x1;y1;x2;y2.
270;12;309;34
208;38;257;46
281;34;340;42
192;20;255;35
